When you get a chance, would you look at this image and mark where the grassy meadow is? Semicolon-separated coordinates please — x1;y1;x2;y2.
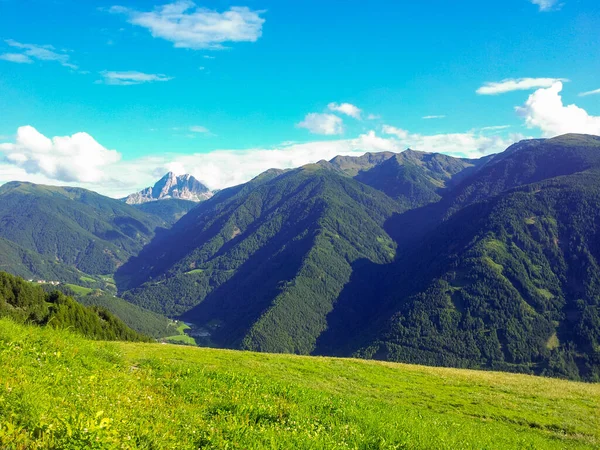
162;321;196;346
0;318;598;449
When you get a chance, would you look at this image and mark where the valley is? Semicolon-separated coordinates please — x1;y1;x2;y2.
2;2;598;447
1;134;600;381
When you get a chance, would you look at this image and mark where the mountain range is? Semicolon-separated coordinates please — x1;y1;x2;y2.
1;134;599;380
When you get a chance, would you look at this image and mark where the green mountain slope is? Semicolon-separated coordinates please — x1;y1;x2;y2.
55;285;177;339
118;167;400;353
0;271;149;342
384;134;600;248
1;319;598;448
7;134;600;380
0;182;165;275
354;149;482;209
327;151;395;175
354;170;600;380
133;198;197;225
337;135;600;380
0;236;85;282
448;134;600;213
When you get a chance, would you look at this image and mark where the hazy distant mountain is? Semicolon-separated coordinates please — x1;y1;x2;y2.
124;172;213;205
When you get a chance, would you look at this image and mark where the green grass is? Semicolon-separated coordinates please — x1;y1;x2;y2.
0;319;599;449
162;321;196;346
537;288;555;300
184;269;205;275
163;334;197;345
79;276;97;284
64;284;94;295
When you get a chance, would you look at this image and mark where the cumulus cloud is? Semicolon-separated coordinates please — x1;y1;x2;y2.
382;125;520;158
0;53;33;64
3;39;78;69
530;0;562;12
0;125;521;198
112;129;518;190
579;88;600;97
422;115;446;120
381;125;409;139
477;77;568;95
109;1;266;50
0;126;121;183
120;131;403;190
328;103;362;119
98;71;173;85
297;113;344;135
516;82;600;137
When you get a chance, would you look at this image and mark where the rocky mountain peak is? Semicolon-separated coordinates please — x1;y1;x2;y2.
124;173;213;205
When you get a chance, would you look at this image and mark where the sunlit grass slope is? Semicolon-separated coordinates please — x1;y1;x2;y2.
0;319;598;449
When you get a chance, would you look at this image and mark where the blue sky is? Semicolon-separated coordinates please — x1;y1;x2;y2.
0;0;599;195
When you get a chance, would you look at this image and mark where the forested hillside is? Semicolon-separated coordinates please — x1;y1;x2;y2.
354;150;483;209
0;182;165;275
351;170;600;380
0;271;150;342
45;283;177;339
118;167;400;353
0;236;85;282
133;198;197;225
332;135;600;380
2;134;600;380
117;134;600;380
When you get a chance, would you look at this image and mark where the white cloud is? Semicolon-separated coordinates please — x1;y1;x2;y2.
0;125;521;197
422;115;446;120
516;82;600;137
579;88;600;97
189;125;209;133
0;126;120;183
0;129;397;195
382;125;409;139
530;0;561;12
477;77;568;95
98;71;173;85
160;129;516;189
327;103;362;119
3;40;78;69
0;53;33;64
366;114;381;120
383;125;520;158
480;125;511;131
297;113;344;135
110;1;266;50
122;131;402;190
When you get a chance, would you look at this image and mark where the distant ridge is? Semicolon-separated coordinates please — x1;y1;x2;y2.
124;172;213;205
